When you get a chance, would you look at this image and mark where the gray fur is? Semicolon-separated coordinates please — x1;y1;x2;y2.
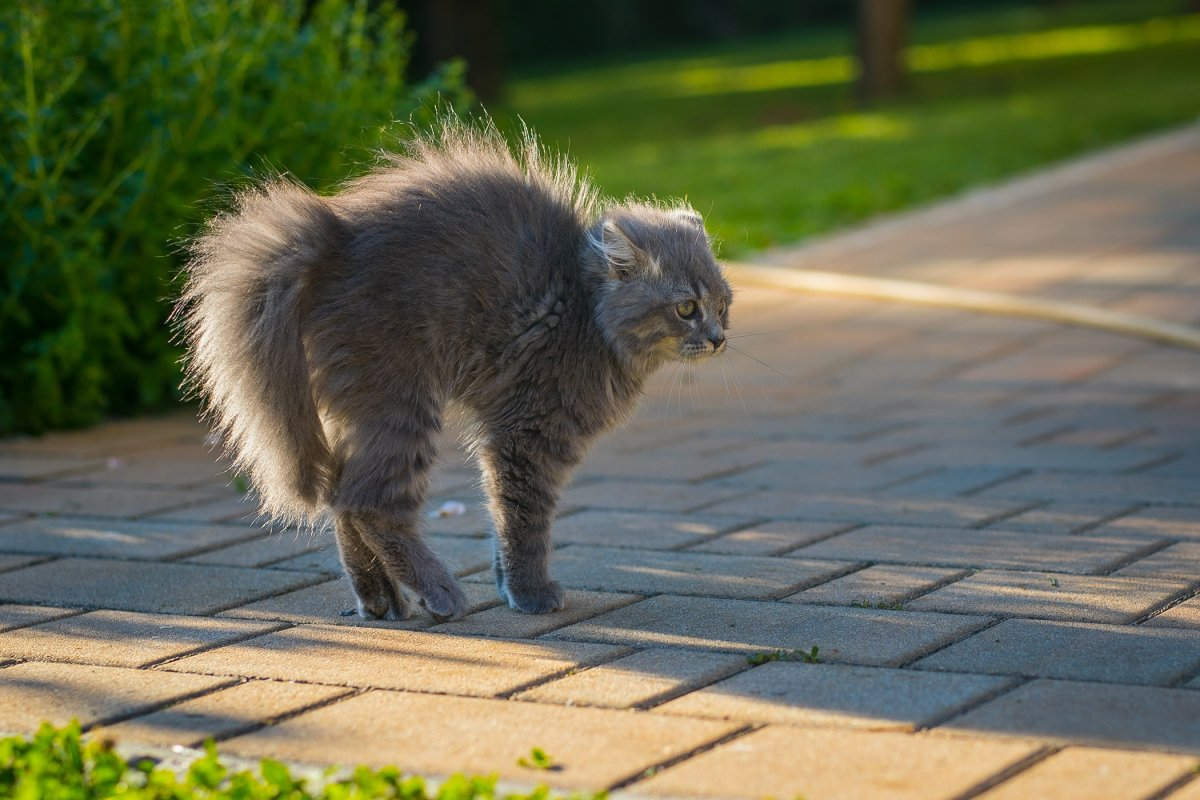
178;120;731;620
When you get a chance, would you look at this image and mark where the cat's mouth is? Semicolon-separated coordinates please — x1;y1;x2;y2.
679;343;723;361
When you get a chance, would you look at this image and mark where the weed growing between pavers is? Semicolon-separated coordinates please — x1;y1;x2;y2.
0;722;603;800
746;646;821;665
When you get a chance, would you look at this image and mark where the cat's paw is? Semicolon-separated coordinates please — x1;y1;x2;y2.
355;590;412;621
501;579;567;615
419;579;469;622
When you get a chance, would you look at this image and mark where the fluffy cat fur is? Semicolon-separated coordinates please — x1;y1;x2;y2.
178;121;731;621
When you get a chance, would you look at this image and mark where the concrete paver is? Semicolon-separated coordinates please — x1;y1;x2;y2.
940;679;1200;752
794;526;1164;574
785;564;967;606
0;660;233;732
551;510;751;549
0;604;77;632
165;624;629;696
0;558;321;615
515;647;748;709
973;747;1199;800
914;619;1200;685
637;726;1040;800
99;680;352;748
0;517;256;559
0;610;282;668
548;595;992;666
3;124;1200;798
222;689;742;790
655;662;1013;731
686;519;851;556
905;571;1192;623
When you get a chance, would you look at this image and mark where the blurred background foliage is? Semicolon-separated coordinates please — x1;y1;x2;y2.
1;0;1197;436
0;0;465;435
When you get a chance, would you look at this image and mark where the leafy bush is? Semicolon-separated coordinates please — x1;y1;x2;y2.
0;0;466;435
1;721;597;800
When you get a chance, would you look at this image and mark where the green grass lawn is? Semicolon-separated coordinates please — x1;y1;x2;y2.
493;0;1200;256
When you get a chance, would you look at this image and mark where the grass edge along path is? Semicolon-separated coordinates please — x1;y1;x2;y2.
0;722;605;800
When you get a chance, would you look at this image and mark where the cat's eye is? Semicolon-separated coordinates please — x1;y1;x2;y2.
675;300;699;320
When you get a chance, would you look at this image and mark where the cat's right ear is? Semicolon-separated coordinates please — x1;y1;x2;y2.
597;220;649;281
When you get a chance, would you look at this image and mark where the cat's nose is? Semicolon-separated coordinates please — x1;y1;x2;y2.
709;333;726;351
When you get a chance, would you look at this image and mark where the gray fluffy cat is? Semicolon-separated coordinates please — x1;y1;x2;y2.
179;121;731;621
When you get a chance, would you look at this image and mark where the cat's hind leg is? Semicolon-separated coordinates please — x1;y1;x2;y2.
334;511;411;620
332;411;469;622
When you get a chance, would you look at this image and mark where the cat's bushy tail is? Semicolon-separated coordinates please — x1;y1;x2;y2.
176;179;341;524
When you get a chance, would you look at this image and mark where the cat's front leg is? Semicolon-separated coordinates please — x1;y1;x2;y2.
480;431;574;614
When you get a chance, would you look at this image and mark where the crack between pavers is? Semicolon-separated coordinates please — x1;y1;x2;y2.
960;469;1035;499
1132;583;1200;626
1147;773;1200;800
760;560;869;601
605;722;758;793
969;500;1042;529
1121;450;1184;475
1095;537;1177;576
143;622;297;670
893;617;1006;670
1070;502;1147;535
946;741;1059;800
202;683;365;746
79;677;244;734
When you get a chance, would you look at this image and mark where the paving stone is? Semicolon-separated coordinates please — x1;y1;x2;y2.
1167;777;1200;800
182;529;333;567
0;454;103;481
0;517;255;559
655;661;1013;731
940;679;1200;752
99;680;352;747
708;459;923;492
882;467;1027;497
906;571;1191;623
0;558;320;615
786;565;968;607
984;502;1137;534
1144;597;1200;630
973;746;1199;800
465;546;855;600
1113;544;1200;580
1093;506;1200;541
551;510;749;550
429;590;640;638
0;482;223;518
915;619;1200;685
141;494;262;525
515;647;747;709
222;689;740;790
422;498;493;537
0;554;45;573
979;474;1200;506
794;526;1162;574
166;625;628;696
702;492;1023;527
637;725;1038;800
0;603;77;632
561;479;745;513
547;595;991;667
0;610;282;668
686;520;851;556
219;577;499;627
0;661;233;732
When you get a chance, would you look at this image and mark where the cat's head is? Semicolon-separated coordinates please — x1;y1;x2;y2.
587;204;732;372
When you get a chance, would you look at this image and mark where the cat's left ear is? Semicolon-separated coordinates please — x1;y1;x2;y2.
597;220;651;281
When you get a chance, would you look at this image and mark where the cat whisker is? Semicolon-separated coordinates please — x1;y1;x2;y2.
719;361;747;423
728;343;788;379
725;330;787;340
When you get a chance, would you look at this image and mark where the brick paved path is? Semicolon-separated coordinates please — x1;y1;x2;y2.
2;127;1199;799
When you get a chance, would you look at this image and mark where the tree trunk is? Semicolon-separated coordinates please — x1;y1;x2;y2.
856;0;910;100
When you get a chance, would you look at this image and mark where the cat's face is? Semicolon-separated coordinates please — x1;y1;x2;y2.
591;206;733;371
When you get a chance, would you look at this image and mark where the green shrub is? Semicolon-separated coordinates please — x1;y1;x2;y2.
1;721;597;800
0;0;467;435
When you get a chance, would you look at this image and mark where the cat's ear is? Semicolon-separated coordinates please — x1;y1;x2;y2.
673;208;705;230
598;220;649;281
